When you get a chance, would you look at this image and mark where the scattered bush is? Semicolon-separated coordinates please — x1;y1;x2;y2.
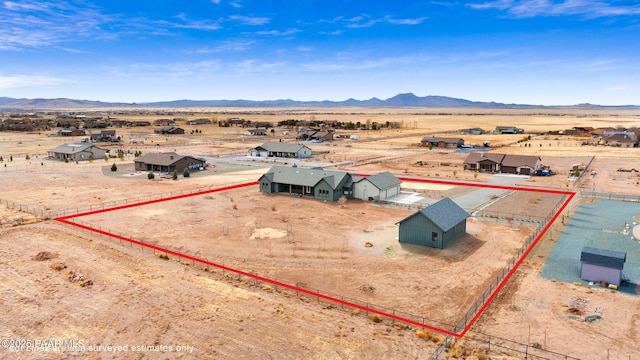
183;168;190;178
271;204;277;211
103;155;108;162
232;204;238;210
25;154;30;160
110;163;117;172
369;314;383;323
157;253;169;260
147;172;155;180
172;170;178;180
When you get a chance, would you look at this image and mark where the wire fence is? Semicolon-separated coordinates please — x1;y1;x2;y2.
579;190;640;202
0;198;48;227
47;180;256;219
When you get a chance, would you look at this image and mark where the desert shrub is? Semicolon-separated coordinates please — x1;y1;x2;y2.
64;158;69;163
25;154;30;160
183;168;190;178
232;204;238;210
147;172;155;180
103;154;108;162
369;314;383;323
172;170;178;180
157;253;169;260
110;163;117;172
271;204;277;211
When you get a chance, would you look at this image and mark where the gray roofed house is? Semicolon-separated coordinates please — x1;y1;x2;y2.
463;152;505;172
258;165;353;201
48;143;107;162
353;171;401;201
463;152;541;175
250;142;312;158
134;152;206;174
580;246;626;286
396;198;469;249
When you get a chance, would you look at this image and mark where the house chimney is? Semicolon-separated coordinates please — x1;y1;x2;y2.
170;155;174;160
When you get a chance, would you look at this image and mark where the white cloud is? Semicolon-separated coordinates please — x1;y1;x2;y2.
253;28;300;36
0;74;69;88
228;15;270;25
467;0;640;18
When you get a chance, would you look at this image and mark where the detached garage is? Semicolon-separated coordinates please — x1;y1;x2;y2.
580;246;626;286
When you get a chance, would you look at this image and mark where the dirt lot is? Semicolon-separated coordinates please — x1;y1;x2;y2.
71;186;533;328
1;108;640;359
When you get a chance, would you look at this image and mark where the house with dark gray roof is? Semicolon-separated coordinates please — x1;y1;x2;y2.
134;152;206;174
396;198;469;249
250;142;312;158
154;126;185;135
580;247;626;286
48;143;107;162
258;165;353;201
352;171;401;201
463;152;541;175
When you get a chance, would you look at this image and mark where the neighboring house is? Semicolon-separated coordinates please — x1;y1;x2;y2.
187;119;211;125
129;121;151;127
90;130;117;142
48;143;107;161
258;165;354;201
463;153;505;172
134;152;206;174
601;133;636;148
154;119;175;126
580;247;626;287
244;128;268;136
250;142;312;158
308;131;334;142
420;136;464;148
495;126;524;134
499;154;542;175
154;127;185;135
463;153;541;175
58;128;86;136
461;128;484;135
352;172;401;201
396;198;469;249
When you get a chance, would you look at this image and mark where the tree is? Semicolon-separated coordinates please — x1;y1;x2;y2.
117;151;124;161
172;170;178;180
111;163;117;172
25;154;30;160
147;172;155;180
103;154;108;162
88;154;93;162
183;168;190;178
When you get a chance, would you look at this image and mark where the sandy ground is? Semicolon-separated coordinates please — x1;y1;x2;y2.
1;108;640;359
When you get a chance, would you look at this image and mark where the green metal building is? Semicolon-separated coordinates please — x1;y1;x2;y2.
396;198;469;249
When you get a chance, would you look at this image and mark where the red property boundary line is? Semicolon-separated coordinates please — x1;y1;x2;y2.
54;177;575;338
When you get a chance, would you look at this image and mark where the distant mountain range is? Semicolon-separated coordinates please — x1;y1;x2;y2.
0;93;638;110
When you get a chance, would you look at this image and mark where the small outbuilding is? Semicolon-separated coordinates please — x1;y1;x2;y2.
580;246;626;286
396;198;469;249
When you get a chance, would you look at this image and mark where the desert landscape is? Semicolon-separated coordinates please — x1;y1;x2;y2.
1;107;640;359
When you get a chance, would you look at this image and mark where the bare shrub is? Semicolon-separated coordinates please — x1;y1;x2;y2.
369;314;383;323
271;204;277;211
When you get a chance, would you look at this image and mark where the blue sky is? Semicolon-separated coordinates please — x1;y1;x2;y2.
1;0;640;105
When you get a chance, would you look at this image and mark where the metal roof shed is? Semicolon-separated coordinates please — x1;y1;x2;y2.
580;246;626;286
396;198;469;249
